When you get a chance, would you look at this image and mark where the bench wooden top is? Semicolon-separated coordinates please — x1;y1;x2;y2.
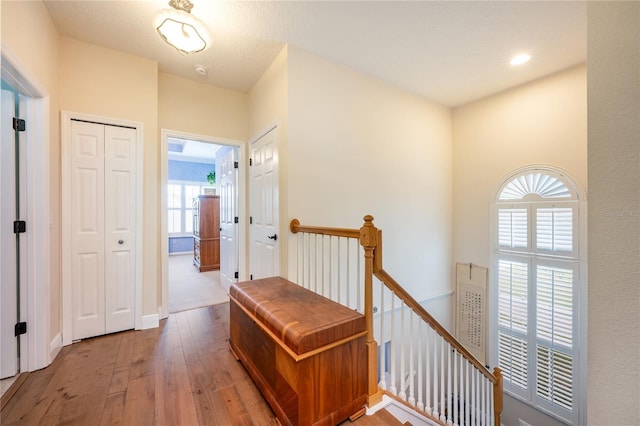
230;277;366;355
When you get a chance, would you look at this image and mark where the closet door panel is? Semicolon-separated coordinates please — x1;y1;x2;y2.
105;126;136;334
71;121;106;340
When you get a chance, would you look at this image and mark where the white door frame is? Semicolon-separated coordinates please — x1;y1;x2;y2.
159;129;246;319
1;43;51;371
61;111;144;346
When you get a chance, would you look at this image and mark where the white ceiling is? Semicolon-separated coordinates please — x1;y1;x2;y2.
43;0;586;107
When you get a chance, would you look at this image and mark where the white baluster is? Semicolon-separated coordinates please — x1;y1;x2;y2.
346;238;350;308
451;350;460;425
447;342;452;425
389;294;397;395
337;237;342;304
379;284;386;390
471;368;476;426
399;304;406;401
465;359;470;426
440;335;445;422
417;320;424;411
433;332;439;419
408;312;415;406
425;326;432;415
357;245;362;313
489;378;494;426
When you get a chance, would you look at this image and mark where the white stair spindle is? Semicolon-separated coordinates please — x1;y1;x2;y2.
433;332;439;419
389;294;397;395
408;312;415;406
337;237;341;304
454;350;459;426
400;303;406;400
465;358;470;426
440;335;445;422
379;284;386;390
426;325;432;414
417;320;424;411
447;342;452;425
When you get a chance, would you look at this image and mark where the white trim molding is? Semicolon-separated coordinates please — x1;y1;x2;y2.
140;314;160;330
1;42;52;372
160;129;246;319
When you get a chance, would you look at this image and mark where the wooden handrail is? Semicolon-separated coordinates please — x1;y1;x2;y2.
290;218;361;239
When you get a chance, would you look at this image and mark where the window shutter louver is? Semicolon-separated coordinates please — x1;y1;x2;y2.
499;208;528;249
536;207;574;254
536;265;574;348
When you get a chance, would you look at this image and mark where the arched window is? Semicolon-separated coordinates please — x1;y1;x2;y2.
493;167;584;424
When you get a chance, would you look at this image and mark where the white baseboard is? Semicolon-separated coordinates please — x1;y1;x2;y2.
49;333;62;362
139;313;159;330
158;306;169;320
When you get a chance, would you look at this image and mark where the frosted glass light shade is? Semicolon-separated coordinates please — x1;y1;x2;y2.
157;18;206;54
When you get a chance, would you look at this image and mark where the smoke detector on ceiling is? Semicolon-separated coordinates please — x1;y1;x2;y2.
194;64;208;76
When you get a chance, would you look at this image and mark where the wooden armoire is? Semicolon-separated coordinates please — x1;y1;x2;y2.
193;195;220;272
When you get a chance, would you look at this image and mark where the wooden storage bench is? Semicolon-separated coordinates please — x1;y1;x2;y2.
229;277;367;426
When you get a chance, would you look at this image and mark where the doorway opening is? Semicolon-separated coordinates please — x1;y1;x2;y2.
1;47;52;396
160;130;245;318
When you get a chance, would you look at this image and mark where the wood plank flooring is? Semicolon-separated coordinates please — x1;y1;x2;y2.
0;303;402;426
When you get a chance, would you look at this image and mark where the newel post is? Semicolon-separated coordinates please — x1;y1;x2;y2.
360;215;383;406
493;367;503;426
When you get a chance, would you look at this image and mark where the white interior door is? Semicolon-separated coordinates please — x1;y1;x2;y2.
217;147;238;292
104;126;136;333
71;121;135;340
1;89;18;378
249;128;279;280
71;121;106;340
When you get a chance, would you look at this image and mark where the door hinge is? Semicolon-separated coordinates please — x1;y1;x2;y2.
13;220;26;234
249;158;252;166
249;216;253;224
12;118;26;132
234;271;239;279
234;161;239;169
15;322;27;336
234;216;239;224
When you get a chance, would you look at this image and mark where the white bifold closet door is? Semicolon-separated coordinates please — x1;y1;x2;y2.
71;120;136;341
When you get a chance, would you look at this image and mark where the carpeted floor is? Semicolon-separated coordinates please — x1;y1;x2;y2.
168;254;229;313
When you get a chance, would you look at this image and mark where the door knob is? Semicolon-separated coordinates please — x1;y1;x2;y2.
118;240;124;245
267;234;278;241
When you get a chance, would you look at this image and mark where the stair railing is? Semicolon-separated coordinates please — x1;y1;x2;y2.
290;216;503;426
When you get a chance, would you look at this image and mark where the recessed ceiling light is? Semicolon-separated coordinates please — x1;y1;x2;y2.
510;53;531;66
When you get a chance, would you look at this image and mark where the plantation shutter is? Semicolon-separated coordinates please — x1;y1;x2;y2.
497;259;528;388
498;208;528;249
536;207;574;254
536;264;575;411
495;170;581;424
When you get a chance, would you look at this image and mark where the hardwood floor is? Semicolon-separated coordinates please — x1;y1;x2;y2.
0;304;402;426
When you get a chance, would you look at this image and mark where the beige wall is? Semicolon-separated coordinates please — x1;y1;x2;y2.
158;72;248;142
587;2;640;424
1;0;61;341
58;37;159;316
452;64;587;267
286;47;453;305
248;46;288;276
452;65;587;426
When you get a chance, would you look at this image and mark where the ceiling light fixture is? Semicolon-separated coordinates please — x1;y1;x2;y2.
156;0;207;54
510;53;531;66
